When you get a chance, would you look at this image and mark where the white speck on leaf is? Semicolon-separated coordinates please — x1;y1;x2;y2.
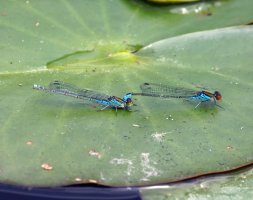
151;132;168;142
110;158;134;176
41;163;53;171
88;179;98;184
132;124;140;127
140;153;160;181
88;149;102;159
75;178;82;182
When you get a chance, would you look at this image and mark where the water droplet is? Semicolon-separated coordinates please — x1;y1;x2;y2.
170;1;221;15
181;8;189;14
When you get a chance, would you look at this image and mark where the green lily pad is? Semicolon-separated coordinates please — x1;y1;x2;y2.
0;0;253;187
146;0;200;3
1;0;253;72
1;26;253;186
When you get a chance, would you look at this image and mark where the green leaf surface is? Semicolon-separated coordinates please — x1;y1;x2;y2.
0;0;253;188
1;0;253;72
147;0;200;3
141;168;253;200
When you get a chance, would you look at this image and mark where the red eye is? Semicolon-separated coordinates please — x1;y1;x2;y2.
214;91;222;100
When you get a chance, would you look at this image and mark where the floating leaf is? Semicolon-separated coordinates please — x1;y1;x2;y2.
0;0;253;188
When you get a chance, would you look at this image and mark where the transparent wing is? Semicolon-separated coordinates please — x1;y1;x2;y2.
48;81;111;101
140;82;199;98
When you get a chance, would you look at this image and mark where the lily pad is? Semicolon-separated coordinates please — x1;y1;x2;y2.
0;0;253;187
1;26;253;186
1;0;253;72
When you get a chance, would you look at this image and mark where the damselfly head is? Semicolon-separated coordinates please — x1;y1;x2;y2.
214;91;222;100
125;98;133;107
123;93;133;104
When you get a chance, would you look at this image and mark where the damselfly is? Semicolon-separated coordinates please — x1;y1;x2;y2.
124;82;222;108
33;81;133;111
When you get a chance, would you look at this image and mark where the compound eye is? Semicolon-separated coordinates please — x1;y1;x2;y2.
126;98;133;105
214;91;222;100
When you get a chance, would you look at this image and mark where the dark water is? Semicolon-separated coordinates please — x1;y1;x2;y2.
0;183;141;200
